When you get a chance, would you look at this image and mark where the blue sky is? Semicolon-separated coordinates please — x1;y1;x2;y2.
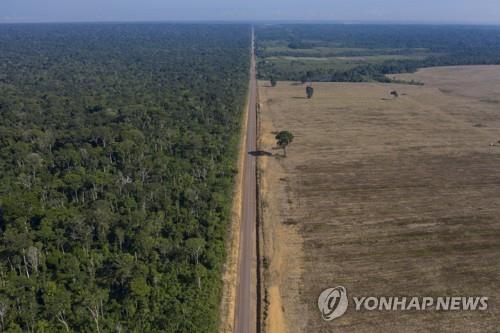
1;0;500;24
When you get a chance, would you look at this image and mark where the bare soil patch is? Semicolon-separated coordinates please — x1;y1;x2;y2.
259;66;500;332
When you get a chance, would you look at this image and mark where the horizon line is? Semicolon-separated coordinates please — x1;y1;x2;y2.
1;19;500;26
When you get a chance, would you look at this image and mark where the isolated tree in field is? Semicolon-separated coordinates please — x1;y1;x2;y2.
306;86;314;99
270;77;277;87
275;131;294;157
390;90;399;98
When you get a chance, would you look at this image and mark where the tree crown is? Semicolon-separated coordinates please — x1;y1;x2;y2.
275;131;294;147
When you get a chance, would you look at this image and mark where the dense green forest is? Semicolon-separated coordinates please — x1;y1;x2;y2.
0;23;250;332
256;24;500;82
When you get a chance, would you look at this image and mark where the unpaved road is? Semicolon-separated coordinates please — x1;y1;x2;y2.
234;28;257;333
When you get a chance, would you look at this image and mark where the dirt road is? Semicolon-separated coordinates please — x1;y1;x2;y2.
234;28;257;333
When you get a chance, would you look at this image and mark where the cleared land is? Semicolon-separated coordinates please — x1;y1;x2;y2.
258;66;500;332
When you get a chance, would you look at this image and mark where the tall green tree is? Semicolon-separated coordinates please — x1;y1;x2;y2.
275;131;294;157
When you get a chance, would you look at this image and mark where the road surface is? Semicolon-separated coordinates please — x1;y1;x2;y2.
234;27;257;333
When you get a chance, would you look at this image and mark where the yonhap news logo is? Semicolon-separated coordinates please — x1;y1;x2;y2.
318;286;349;321
318;286;489;321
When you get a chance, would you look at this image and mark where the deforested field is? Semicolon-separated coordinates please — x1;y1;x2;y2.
258;66;500;332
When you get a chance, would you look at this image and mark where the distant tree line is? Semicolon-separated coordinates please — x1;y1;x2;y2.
256;24;500;82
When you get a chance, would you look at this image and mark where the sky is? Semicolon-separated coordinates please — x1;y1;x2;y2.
1;0;500;24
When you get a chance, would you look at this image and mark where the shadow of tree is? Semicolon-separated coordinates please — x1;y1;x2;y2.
249;150;273;157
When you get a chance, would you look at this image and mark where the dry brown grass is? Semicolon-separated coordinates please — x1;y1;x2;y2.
219;75;250;333
259;66;500;333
